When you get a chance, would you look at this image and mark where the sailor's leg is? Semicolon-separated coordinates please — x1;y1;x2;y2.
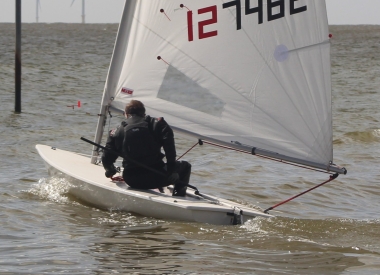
172;161;191;196
177;160;191;185
122;167;167;190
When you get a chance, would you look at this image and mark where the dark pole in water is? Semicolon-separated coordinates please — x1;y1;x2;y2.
15;0;22;113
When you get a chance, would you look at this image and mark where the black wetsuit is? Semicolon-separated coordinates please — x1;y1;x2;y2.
102;115;191;192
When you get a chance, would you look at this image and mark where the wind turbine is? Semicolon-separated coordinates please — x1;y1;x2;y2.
36;0;41;23
70;0;85;24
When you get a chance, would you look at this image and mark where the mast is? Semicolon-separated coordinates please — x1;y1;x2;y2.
91;0;137;164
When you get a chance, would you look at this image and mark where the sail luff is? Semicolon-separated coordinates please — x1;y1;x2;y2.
91;0;138;163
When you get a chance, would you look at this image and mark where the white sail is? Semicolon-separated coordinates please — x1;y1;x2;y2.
98;0;345;174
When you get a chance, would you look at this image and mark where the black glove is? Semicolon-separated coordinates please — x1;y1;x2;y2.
105;166;118;178
167;172;179;184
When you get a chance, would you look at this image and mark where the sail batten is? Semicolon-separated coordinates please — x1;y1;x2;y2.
102;0;346;174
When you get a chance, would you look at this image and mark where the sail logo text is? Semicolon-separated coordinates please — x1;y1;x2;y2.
121;87;134;95
187;0;307;41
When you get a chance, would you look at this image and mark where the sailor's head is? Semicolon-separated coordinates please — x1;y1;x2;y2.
125;100;145;118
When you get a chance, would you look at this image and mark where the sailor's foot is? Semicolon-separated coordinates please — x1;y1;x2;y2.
172;185;187;197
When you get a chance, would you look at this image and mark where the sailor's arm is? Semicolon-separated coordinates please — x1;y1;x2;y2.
151;117;177;173
101;127;121;177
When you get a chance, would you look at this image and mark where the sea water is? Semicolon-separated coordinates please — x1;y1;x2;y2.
0;23;379;274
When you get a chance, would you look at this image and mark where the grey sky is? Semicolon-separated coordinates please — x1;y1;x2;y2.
0;0;379;24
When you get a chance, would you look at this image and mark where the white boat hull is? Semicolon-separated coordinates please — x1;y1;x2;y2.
36;144;272;225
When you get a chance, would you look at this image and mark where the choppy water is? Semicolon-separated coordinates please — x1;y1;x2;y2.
1;23;380;274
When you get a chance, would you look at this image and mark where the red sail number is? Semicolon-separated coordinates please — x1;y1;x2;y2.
187;5;218;42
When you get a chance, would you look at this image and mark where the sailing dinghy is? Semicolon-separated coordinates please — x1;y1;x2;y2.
36;0;346;225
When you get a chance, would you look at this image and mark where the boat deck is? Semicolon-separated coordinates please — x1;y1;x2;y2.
36;144;272;224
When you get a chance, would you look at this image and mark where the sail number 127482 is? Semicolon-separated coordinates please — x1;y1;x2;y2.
187;0;307;42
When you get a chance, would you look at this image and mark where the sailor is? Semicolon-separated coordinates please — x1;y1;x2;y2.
101;100;191;196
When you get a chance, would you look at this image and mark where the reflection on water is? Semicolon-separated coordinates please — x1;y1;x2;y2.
81;217;374;274
91;225;186;274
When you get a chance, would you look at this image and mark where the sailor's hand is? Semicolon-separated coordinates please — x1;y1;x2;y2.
168;172;179;184
105;166;118;178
